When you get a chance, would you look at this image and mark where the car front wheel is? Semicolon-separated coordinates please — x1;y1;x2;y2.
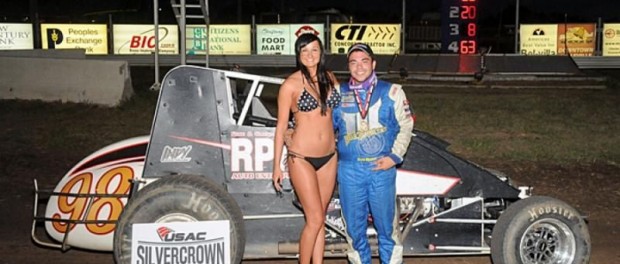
491;196;590;264
113;174;245;264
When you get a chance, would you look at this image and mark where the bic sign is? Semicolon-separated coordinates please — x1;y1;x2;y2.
131;35;155;48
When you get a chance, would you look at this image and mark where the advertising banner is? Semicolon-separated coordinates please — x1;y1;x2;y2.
520;24;558;56
330;23;401;55
0;23;33;50
602;23;620;56
113;25;178;54
557;23;595;56
186;25;251;55
41;24;108;55
256;24;289;55
131;221;230;264
256;24;324;55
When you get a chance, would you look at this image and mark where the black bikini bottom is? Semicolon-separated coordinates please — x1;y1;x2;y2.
288;151;336;171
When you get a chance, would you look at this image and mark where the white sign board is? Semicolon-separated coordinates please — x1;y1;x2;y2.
131;220;230;264
0;23;33;50
256;24;324;55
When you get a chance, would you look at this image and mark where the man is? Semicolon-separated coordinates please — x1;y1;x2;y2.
333;43;414;264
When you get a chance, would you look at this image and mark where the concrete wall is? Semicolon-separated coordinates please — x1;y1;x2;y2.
0;56;133;107
326;53;581;75
0;49;86;59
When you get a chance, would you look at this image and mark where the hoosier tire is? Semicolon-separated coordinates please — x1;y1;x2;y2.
491;196;590;264
113;174;246;264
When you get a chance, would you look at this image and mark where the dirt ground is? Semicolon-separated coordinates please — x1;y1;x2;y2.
2;160;618;263
1;68;619;263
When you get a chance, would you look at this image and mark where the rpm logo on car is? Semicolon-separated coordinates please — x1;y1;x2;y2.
229;130;286;180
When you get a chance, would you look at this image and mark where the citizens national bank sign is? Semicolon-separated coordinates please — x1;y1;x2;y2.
131;221;230;264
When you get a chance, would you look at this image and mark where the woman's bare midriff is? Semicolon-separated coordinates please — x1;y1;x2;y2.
289;111;336;157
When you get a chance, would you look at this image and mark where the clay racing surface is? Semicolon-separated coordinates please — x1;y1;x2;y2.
1;68;618;264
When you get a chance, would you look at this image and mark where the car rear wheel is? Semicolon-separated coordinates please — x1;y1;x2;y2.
491;196;590;264
113;174;245;264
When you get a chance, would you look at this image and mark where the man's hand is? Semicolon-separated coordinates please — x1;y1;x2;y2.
372;156;396;171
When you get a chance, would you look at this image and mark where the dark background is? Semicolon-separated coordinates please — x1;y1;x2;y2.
1;0;619;53
2;0;618;23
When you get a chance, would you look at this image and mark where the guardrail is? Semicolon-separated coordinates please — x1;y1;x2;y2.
571;56;620;69
88;54;620;71
88;54;297;68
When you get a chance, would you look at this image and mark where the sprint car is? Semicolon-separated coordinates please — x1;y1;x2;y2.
32;66;591;264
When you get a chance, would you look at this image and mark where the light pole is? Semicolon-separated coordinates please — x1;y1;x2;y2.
514;0;520;53
204;0;210;68
402;0;406;54
152;0;160;90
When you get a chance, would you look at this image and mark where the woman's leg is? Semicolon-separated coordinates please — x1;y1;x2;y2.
311;154;337;264
288;157;324;264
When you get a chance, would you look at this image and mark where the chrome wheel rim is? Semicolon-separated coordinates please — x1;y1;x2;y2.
155;213;198;223
520;218;575;264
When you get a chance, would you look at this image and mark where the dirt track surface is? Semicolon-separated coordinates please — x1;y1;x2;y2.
3;158;619;263
1;69;619;263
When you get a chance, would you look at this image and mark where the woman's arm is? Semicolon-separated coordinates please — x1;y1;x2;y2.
272;78;295;191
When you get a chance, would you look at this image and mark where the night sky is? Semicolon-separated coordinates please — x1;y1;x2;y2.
1;0;618;53
1;0;618;24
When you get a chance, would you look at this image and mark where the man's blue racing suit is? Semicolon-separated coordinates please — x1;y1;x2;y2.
333;79;414;264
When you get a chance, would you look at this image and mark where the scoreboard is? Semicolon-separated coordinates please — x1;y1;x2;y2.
441;0;478;54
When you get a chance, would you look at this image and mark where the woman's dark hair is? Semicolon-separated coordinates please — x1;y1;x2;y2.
294;33;334;116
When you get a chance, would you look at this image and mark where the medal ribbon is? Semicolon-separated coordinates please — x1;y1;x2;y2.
351;73;377;120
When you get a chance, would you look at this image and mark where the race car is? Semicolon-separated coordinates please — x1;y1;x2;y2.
32;66;591;264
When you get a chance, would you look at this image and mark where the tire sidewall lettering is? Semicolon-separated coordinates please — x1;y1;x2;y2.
527;204;577;223
183;192;223;219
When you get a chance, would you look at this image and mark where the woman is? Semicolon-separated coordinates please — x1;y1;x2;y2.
272;33;340;264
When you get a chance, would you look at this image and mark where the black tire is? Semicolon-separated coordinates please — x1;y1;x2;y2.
491;196;590;264
113;174;245;264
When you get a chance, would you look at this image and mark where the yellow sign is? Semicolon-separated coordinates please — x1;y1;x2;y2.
603;24;620;56
330;24;401;55
41;24;108;55
520;24;558;56
113;25;178;54
186;25;251;55
558;24;595;56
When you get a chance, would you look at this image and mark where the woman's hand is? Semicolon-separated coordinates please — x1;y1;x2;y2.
272;168;283;192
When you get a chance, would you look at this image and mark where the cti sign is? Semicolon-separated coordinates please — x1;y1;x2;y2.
330;23;401;55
